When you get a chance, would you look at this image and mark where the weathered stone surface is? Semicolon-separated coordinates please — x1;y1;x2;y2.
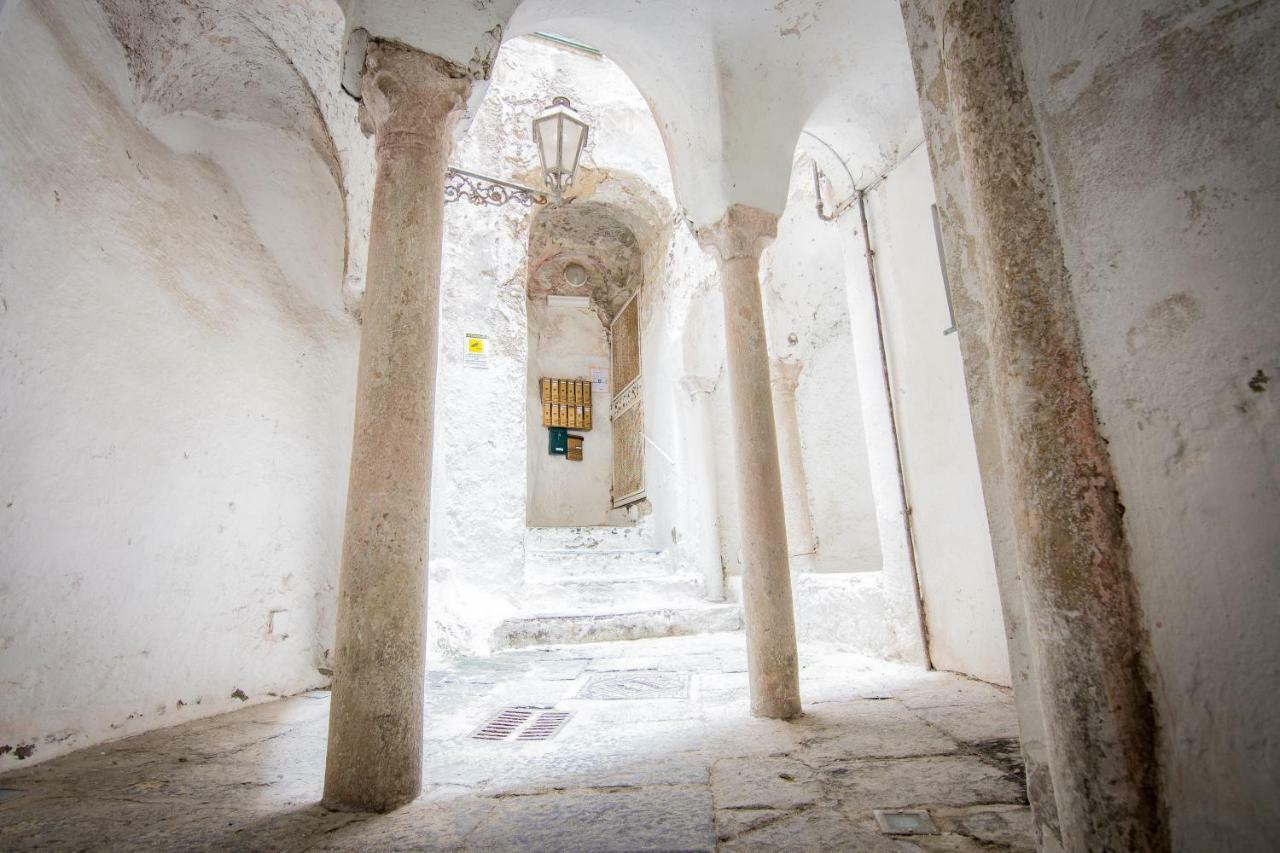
825;754;1025;813
470;785;716;852
914;702;1021;744
715;807;787;842
697;204;801;720
493;750;710;793
309;797;494;851
931;804;1037;850
723;811;912;852
702;714;812;758
0;634;1033;851
323;39;473;814
797;702;960;763
894;676;1013;710
914;2;1164;850
712;755;823;811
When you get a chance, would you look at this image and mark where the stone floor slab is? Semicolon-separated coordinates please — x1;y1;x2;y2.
826;754;1026;815
0;633;1032;851
467;785;716;852
913;702;1022;743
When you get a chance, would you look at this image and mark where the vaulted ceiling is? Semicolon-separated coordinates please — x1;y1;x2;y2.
527;202;642;325
340;0;923;225
92;0;923;258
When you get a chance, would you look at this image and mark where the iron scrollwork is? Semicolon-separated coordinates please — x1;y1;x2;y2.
444;167;549;208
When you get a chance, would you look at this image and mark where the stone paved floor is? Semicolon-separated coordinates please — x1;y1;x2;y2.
0;633;1034;851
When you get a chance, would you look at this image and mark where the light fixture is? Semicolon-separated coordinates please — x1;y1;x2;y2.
444;96;592;208
873;809;939;836
532;97;589;201
563;262;588;288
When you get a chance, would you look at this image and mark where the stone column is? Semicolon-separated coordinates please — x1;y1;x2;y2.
770;358;817;570
698;205;801;719
323;42;471;814
931;2;1162;851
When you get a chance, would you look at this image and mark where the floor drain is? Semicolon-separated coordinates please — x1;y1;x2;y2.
517;711;573;741
471;708;574;742
873;809;939;835
578;671;690;700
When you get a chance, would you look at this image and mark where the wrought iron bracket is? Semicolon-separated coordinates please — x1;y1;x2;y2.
444;167;551;207
812;162;857;221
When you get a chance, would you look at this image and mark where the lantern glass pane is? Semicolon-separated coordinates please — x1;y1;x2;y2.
559;118;586;174
535;115;560;174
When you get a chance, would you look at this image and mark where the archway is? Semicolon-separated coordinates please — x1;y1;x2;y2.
525;201;643;527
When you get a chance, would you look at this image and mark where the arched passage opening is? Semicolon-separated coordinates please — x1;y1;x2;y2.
525;201;643;527
21;1;1269;847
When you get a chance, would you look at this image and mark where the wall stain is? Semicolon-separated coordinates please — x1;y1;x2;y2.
1126;293;1201;354
1049;59;1080;84
0;743;37;760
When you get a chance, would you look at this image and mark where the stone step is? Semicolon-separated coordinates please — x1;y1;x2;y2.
524;523;654;552
523;575;704;611
524;547;675;581
492;603;743;649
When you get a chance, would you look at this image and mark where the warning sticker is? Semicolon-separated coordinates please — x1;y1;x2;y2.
464;333;489;368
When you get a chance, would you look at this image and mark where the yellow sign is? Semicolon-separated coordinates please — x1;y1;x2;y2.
464;333;489;368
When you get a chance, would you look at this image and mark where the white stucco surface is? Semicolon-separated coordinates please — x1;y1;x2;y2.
426;36;701;648
693;150;931;664
867;146;1010;686
429;189;529;657
5;0;1269;846
343;0;923;227
0;2;356;767
429;34;932;663
526;302;613;526
92;0;376;312
0;1;968;766
762;156;883;576
1011;1;1280;845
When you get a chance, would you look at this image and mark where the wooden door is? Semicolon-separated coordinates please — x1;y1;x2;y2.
609;292;644;507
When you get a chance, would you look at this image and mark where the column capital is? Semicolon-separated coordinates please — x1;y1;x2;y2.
770;358;803;395
696;204;779;262
359;40;472;151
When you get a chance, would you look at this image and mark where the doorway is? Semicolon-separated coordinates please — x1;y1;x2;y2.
525;203;645;527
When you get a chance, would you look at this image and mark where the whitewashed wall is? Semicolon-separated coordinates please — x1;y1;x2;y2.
429;193;530;657
428;35;693;643
1010;2;1280;845
642;220;720;580
866;146;1010;686
526;302;613;526
697;151;929;663
0;3;356;768
762;156;883;576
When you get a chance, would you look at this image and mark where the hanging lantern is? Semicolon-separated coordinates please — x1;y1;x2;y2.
532;97;589;200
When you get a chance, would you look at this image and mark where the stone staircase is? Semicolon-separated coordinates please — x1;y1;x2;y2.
493;521;742;648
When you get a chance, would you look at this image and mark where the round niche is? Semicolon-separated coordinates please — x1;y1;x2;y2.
563;262;589;288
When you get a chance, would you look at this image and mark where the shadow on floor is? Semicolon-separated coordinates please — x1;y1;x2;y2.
0;633;1033;851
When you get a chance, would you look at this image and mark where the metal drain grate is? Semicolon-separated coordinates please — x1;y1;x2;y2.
472;708;534;740
471;708;574;742
517;710;573;741
578;671;690;700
